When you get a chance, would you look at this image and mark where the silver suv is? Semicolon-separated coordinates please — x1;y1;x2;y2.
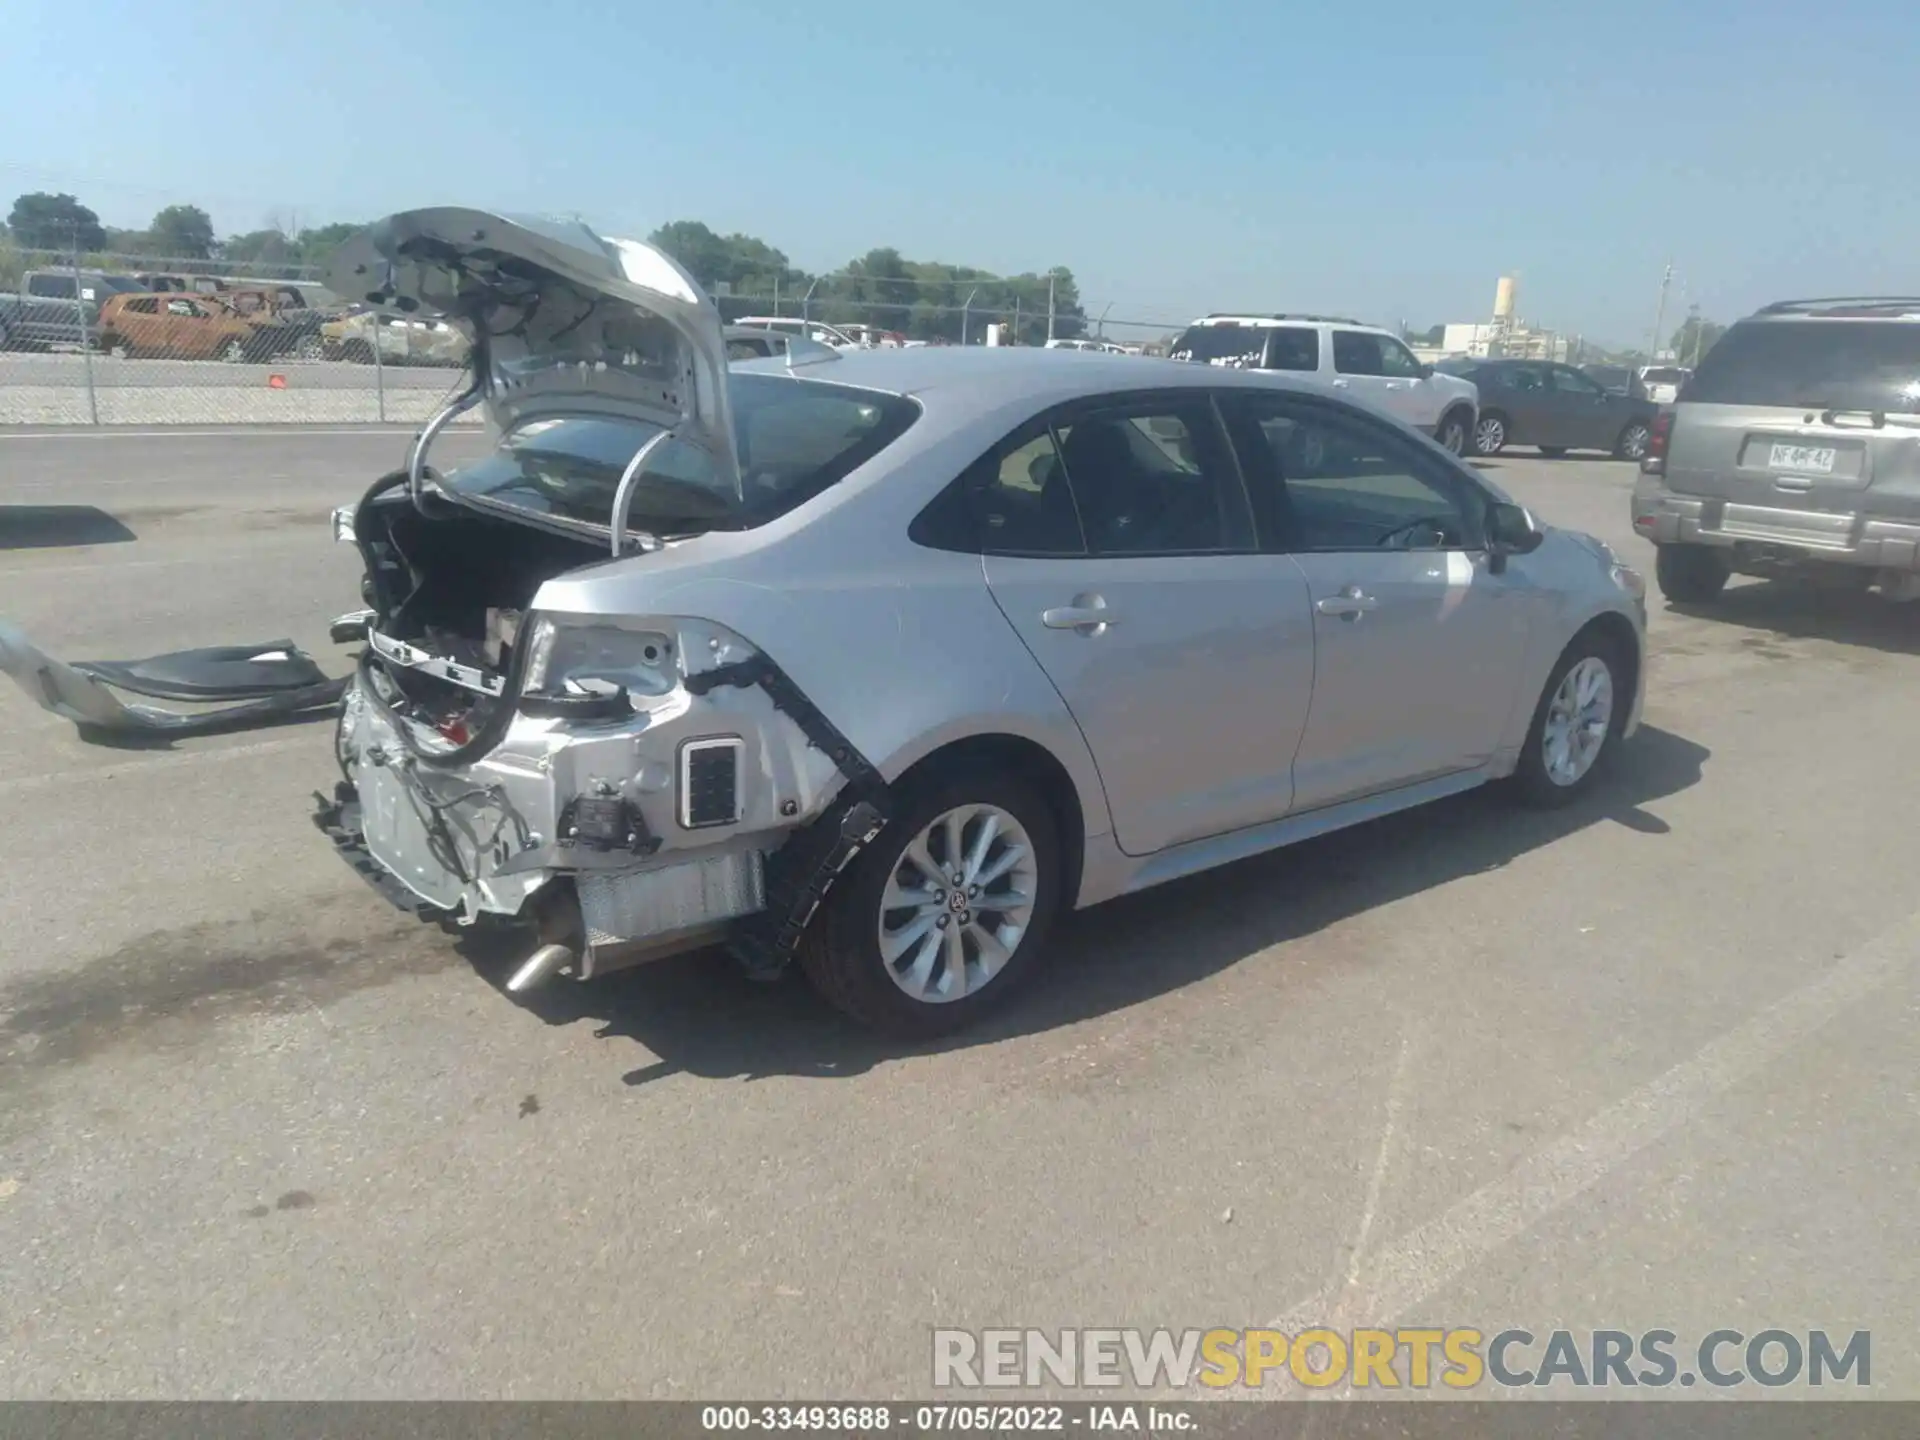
1632;297;1920;603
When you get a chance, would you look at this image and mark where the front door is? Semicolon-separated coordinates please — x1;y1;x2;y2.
971;396;1318;856
1220;390;1535;810
1546;364;1622;449
1331;329;1440;429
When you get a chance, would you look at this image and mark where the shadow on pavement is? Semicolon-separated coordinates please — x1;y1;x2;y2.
0;505;138;550
488;724;1711;1087
1667;579;1920;659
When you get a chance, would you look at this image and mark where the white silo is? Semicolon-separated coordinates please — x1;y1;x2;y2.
1493;275;1518;323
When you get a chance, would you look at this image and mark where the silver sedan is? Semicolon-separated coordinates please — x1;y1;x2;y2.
320;209;1650;1037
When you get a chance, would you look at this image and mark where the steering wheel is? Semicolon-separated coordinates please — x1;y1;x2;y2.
1376;514;1460;549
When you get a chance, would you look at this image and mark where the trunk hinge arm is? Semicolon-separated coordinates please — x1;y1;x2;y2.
407;378;487;516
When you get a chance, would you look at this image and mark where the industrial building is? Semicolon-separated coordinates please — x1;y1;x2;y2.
1415;276;1573;363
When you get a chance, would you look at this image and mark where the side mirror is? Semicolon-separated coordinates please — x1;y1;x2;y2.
1486;501;1544;574
1417;362;1435;379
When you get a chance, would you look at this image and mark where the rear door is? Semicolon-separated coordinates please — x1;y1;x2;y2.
972;393;1318;855
160;296;213;357
1665;318;1920;524
1220;390;1535;810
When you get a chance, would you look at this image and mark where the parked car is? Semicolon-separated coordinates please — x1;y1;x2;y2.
94;291;301;362
320;308;468;366
722;324;840;364
1046;338;1133;354
1630;296;1920;604
0;269;146;349
221;285;334;360
1167;314;1480;456
1638;366;1692;405
1441;358;1660;460
734;315;865;349
315;208;1647;1038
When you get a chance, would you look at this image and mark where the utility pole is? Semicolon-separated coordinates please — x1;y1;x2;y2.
1046;273;1056;344
1649;262;1674;362
1685;303;1704;368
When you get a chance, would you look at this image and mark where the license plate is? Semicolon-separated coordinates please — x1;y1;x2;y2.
1768;442;1837;474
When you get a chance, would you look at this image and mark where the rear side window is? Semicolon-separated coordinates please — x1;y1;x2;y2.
28;274;76;299
1054;402;1253;555
1686;321;1920;414
1264;327;1318;372
126;297;159;315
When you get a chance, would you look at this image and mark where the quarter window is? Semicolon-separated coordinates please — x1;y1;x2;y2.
1054;403;1252;555
955;430;1086;557
1224;395;1486;552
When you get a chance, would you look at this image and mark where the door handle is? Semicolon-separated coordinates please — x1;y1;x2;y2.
1331;379;1351;389
1314;585;1379;619
1042;594;1116;633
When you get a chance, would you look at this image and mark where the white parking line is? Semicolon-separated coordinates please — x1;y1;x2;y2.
1210;904;1919;1395
0;734;316;797
0;428;424;441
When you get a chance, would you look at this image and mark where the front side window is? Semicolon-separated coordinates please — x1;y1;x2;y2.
1053;402;1251;556
1375;336;1425;378
1332;330;1387;377
166;298;203;318
1549;366;1605;396
1223;394;1486;553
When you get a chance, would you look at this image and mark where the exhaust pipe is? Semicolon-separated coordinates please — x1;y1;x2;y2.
507;942;576;994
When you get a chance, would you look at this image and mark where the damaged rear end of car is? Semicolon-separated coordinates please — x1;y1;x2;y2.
315;207;905;992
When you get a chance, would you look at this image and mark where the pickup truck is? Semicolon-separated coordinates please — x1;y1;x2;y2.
0;269;147;350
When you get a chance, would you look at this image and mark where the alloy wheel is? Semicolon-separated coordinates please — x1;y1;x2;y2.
876;803;1037;1004
1474;416;1506;455
1619;423;1651;461
1542;656;1614;787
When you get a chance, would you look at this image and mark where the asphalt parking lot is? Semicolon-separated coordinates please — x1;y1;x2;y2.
2;430;1917;1399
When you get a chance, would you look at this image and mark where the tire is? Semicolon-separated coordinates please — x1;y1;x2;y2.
221;338;248;363
1508;630;1626;808
1615;420;1653;461
1654;544;1731;604
1538;445;1568;458
1436;409;1471;457
797;768;1064;1038
1472;411;1509;456
97;331;125;357
343;340;374;365
294;335;326;362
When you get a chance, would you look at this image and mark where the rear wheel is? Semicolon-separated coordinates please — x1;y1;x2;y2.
798;769;1063;1037
1509;631;1625;807
1538;446;1568;458
1615;420;1653;461
1655;543;1732;604
1472;412;1509;456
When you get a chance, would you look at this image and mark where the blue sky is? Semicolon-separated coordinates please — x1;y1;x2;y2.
6;0;1915;348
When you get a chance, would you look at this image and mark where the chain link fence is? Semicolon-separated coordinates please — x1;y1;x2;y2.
1;244;1191;427
0;246;475;426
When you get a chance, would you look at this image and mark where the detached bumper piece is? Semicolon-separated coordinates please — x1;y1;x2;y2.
0;621;345;740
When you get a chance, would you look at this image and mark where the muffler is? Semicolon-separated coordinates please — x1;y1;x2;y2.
507;942;576;994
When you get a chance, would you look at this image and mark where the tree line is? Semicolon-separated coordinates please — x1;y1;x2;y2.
3;192;1089;345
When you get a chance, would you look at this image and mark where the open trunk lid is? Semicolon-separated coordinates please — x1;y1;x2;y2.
326;207;741;510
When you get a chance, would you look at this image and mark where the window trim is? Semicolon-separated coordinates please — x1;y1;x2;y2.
1217;389;1496;556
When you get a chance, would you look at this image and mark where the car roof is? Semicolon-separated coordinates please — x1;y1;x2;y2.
731;343;1334;404
1186;313;1372;329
